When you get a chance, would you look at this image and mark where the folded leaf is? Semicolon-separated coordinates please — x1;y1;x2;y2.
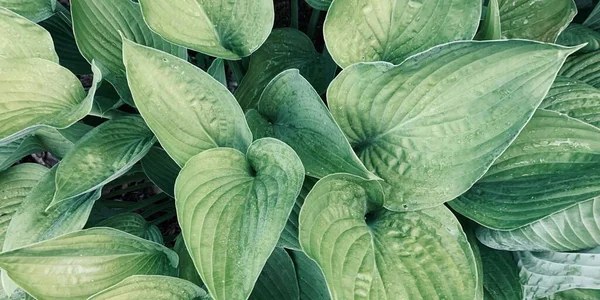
540;76;600;128
475;0;501;40
0;227;178;300
0;0;55;22
0;7;57;61
52;115;156;207
141;147;180;197
278;177;316;251
323;0;481;67
123;39;252;166
0;137;44;171
88;275;206;300
289;250;330;300
138;0;274;59
248;69;375;180
96;213;161;243
40;11;91;75
176;138;304;300
557;24;600;54
299;174;478;299
249;247;299;300
450;110;600;229
560;50;600;89
328;40;578;211
207;58;226;87
584;2;600;31
479;243;523;300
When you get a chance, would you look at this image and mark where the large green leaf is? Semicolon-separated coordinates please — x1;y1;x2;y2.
141;147;180;197
0;228;178;300
40;11;91;75
516;248;600;299
449;110;600;229
122;39;252;167
173;235;203;287
323;0;481;67
249;247;299;300
51;116;156;207
175;138;304;300
289;250;330;300
478;243;523;300
328;40;578;211
138;0;274;59
0;0;55;22
88;275;206;300
560;50;600;89
557;24;600;54
278;177;316;251
247;69;375;180
95;213;162;243
0;7;57;62
540;76;600;128
299;174;478;299
234;28;336;110
498;0;576;42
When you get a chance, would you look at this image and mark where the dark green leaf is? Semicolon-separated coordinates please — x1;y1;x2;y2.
249;248;299;300
141;147;180;197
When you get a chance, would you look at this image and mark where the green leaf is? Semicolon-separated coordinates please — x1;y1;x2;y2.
176;138;304;300
560;50;600;89
207;58;227;87
289;250;330;300
0;7;57;62
248;69;375;180
475;0;501;40
479;243;523;300
540;76;600;128
173;235;203;288
323;0;481;67
546;289;600;300
306;0;331;11
52;116;156;207
328;40;578;211
0;0;55;22
498;0;576;42
278;177;316;251
0;164;47;246
0;136;44;171
557;24;600;54
584;2;600;31
122;39;252;167
234;28;336;111
87;275;207;300
138;0;274;59
249;247;299;300
141;147;179;197
299;174;478;299
0;58;101;145
516;248;600;299
0;227;178;300
40;11;91;75
96;213;161;242
462;225;484;300
449;110;600;229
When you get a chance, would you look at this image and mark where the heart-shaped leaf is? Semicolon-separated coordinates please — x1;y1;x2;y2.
141;147;180;197
479;243;523;300
328;40;579;211
51;116;156;207
323;0;481;67
0;7;57;61
449;110;600;229
123;39;252;167
138;0;274;59
299;174;479;299
96;213;162;243
88;275;207;300
557;24;600;54
176;138;304;300
234;28;336;110
475;0;501;40
560;50;600;89
40;11;91;75
0;0;55;22
248;69;375;180
289;250;330;300
0;227;178;300
249;247;299;300
540;76;600;128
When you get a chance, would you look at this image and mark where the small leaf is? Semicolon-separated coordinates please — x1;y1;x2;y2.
323;0;481;67
278;177;317;251
0;7;57;61
306;0;331;11
475;0;501;40
289;250;330;300
498;0;576;42
249;248;299;300
540;76;600;128
40;11;91;75
207;58;227;87
141;147;179;197
138;0;274;59
248;69;375;180
176;138;304;300
328;40;579;211
173;235;203;288
87;275;207;300
0;0;56;22
52;116;156;207
0;227;178;300
557;24;600;54
123;39;252;167
96;213;161;243
479;243;523;300
560;50;600;89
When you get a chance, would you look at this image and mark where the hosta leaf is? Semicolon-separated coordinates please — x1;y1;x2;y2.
0;59;101;145
87;275;206;300
123;39;252;166
498;0;576;42
328;40;578;211
289;250;330;300
0;0;55;22
306;0;331;11
0;164;47;246
475;0;501;40
96;213;160;242
463;226;484;300
40;12;91;75
138;0;274;59
323;0;481;67
249;247;299;300
0;227;178;300
584;2;600;31
299;174;478;299
207;58;226;87
173;235;203;287
479;243;522;300
449;110;600;229
517;248;600;299
557;24;600;54
540;76;600;128
248;69;375;180
560;50;600;89
234;28;336;111
546;289;600;299
176;138;304;300
141;147;180;197
0;136;44;171
278;177;316;251
0;8;57;61
51;116;156;207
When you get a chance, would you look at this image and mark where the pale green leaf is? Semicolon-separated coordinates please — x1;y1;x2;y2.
122;39;252;167
306;0;331;11
278;177;316;251
449;110;600;229
475;0;501;40
0;0;55;22
248;69;375;180
498;0;576;42
52;116;156;207
328;40;578;211
0;7;57;62
141;147;179;197
173;234;203;288
557;24;600;54
96;213;162;244
540;76;600;128
546;289;600;300
176;138;304;300
207;58;226;87
138;0;274;59
289;250;330;300
40;11;91;75
87;275;206;300
323;0;481;67
234;28;336;110
0;227;178;300
249;247;299;300
479;244;523;300
560;50;600;89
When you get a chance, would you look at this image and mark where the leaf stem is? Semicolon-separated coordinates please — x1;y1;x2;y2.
151;211;178;225
141;200;174;218
291;0;299;29
307;9;321;40
227;60;245;83
128;193;169;211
